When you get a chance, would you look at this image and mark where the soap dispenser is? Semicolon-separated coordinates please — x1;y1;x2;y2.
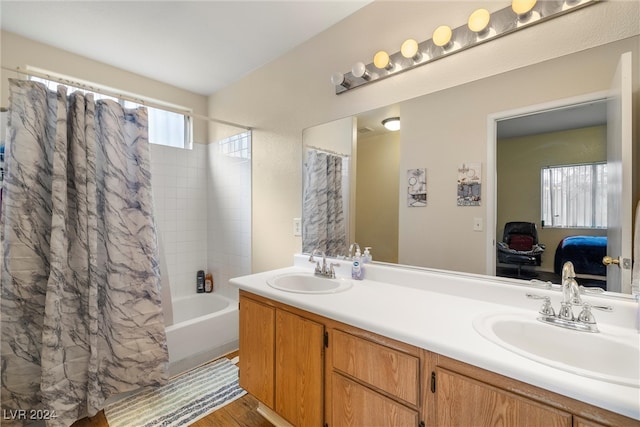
351;248;364;280
362;247;373;263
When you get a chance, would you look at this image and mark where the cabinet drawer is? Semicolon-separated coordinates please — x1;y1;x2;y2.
332;329;419;406
332;372;419;427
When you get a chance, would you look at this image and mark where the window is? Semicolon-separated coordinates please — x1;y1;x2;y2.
541;162;607;228
30;76;192;149
218;131;251;161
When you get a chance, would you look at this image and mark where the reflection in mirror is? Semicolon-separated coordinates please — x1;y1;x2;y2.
301;46;635;295
355;106;400;263
496;100;608;289
301;118;351;257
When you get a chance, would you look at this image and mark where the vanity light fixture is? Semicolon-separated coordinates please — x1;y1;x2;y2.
432;25;453;48
401;38;422;62
468;8;491;34
331;0;597;94
330;72;350;89
352;62;371;80
382;117;401;131
373;50;394;70
512;0;537;16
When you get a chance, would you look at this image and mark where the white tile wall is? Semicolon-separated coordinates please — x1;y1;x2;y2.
149;134;252;300
150;143;209;298
207;132;252;299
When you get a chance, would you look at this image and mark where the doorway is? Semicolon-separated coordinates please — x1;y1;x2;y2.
486;93;611;286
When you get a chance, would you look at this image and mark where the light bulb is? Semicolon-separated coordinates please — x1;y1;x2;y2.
401;39;421;61
468;9;491;33
512;0;537;15
330;72;345;87
352;62;370;79
432;25;452;47
373;50;392;70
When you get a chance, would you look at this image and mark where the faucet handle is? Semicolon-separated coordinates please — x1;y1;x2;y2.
559;301;574;320
526;293;555;317
581;302;613;312
579;285;604;294
329;262;340;278
577;303;597;324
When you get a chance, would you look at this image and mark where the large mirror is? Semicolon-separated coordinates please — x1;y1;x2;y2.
302;42;637;295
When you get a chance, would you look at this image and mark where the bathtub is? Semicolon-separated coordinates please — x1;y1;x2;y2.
165;293;239;375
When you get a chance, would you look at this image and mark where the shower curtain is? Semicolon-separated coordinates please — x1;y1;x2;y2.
302;149;347;256
1;80;168;426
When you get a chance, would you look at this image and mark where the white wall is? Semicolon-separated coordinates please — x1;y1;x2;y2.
208;0;639;273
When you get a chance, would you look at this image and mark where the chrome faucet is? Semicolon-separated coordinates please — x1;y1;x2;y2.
347;242;361;260
308;249;339;278
560;261;582;320
526;261;612;333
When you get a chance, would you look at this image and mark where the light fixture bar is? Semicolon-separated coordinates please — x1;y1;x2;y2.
333;0;598;94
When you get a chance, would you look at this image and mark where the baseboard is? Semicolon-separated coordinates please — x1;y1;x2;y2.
257;403;294;427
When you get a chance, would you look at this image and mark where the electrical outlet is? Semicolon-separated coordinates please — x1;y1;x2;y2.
293;218;302;236
473;217;483;231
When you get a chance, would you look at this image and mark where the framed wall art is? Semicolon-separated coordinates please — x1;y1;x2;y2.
457;162;481;206
407;168;426;207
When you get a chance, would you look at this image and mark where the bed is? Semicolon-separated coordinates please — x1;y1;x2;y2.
554;235;607;277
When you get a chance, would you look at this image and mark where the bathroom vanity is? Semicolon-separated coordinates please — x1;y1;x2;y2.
231;255;640;427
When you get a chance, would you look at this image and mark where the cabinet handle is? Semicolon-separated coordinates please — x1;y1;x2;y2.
431;371;436;393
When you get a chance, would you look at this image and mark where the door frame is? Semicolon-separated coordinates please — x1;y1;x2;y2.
485;90;610;277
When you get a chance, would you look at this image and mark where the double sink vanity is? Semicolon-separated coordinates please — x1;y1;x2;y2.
231;254;640;426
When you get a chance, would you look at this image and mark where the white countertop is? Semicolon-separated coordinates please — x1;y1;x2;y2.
230;255;640;421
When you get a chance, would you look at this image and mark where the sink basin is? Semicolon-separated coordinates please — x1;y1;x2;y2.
473;312;640;388
267;272;353;294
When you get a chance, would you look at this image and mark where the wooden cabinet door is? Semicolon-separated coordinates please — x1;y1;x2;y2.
275;308;324;427
435;367;572;427
239;295;275;408
332;372;419;427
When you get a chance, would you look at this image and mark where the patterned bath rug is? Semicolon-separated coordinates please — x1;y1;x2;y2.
104;357;246;427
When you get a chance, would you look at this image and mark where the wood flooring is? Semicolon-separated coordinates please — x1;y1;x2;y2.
71;351;271;427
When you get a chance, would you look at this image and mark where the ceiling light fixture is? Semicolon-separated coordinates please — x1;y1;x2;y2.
382;117;401;131
331;0;597;94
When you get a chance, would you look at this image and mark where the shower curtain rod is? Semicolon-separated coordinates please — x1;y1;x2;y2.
0;65;252;131
305;145;349;158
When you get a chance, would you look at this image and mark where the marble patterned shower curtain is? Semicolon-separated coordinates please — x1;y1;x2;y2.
302;149;347;256
1;80;168;426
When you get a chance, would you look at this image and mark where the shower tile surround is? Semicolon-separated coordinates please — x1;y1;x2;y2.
149;135;251;301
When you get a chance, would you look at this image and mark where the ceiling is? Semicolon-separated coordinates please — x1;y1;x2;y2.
496;99;607;139
356;99;607;139
0;1;372;95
